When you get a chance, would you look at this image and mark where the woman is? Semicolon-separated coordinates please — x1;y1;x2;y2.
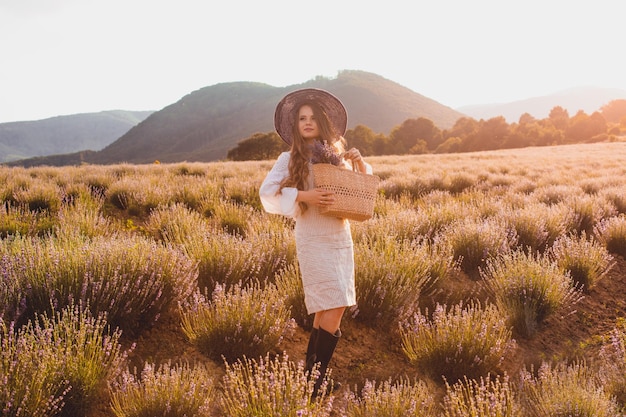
259;88;372;395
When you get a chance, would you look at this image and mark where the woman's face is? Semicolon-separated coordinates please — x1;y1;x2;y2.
297;105;319;142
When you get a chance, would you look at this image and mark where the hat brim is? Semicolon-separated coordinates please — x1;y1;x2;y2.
274;88;347;145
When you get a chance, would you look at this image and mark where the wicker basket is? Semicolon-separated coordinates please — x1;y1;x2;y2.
312;163;380;222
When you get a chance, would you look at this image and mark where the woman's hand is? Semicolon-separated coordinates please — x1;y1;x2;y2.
297;188;336;206
342;148;367;172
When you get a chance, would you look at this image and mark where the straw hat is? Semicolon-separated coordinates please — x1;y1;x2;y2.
274;88;347;145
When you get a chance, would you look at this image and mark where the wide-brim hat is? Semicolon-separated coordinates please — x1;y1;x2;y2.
274;88;347;145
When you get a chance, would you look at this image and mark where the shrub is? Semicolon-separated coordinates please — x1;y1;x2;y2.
594;215;626;257
110;362;215;417
440;218;516;276
0;203;56;238
0;320;68;417
220;353;332;417
82;172;112;199
171;162;207;177
55;197;114;239
14;182;62;213
0;171;32;208
448;172;477;194
275;262;312;329
534;184;578;205
144;202;209;243
180;283;295;362
1;234;197;334
419;196;476;240
178;228;295;294
442;373;522;417
539;202;571;248
105;179;133;210
169;182;206;211
597;321;626;408
213;201;253;237
482;250;582;337
520;361;621;416
400;301;514;383
224;180;263;211
353;237;435;327
40;305;126;417
378;176;428;200
600;186;626;214
344;378;437;417
500;204;551;253
352;209;435;244
564;194;616;236
549;234;614;292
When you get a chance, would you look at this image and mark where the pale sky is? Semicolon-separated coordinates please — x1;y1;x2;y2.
1;0;624;123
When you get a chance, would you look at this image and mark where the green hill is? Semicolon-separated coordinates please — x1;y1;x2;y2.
8;70;465;167
0;110;153;163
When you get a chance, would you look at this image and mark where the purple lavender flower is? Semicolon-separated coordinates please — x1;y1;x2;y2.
310;140;342;166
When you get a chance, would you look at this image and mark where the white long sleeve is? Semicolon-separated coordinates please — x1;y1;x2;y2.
260;151;374;219
259;152;300;218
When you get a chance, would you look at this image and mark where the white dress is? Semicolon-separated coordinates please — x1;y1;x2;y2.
259;151;372;314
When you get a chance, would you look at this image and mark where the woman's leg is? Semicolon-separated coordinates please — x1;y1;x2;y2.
313;306;346;333
310;307;346;396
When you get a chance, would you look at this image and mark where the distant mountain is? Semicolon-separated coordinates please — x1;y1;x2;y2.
8;70;465;167
0;110;153;163
457;86;626;122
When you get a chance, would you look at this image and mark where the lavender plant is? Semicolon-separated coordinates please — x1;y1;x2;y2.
55;196;114;239
0;203;56;238
442;373;522;417
110;362;215;417
594;214;626;257
353;237;435;327
275;262;312;329
144;202;209;243
1;321;68;417
500;204;551;253
400;301;515;383
40;304;127;417
600;186;626;214
14;182;62;213
220;353;332;417
1;234;197;334
519;361;621;417
549;233;614;292
564;194;616;237
440;217;516;277
310;140;342;166
180;282;295;361
344;378;437;417
597;321;626;408
481;250;583;337
176;227;295;294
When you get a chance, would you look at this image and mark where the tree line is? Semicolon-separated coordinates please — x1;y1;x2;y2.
227;99;626;161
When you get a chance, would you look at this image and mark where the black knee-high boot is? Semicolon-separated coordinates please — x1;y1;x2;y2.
305;327;318;376
312;327;341;397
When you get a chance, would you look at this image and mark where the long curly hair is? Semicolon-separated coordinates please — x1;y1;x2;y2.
280;100;346;213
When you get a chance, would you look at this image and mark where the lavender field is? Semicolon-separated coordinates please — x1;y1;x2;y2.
2;142;626;416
